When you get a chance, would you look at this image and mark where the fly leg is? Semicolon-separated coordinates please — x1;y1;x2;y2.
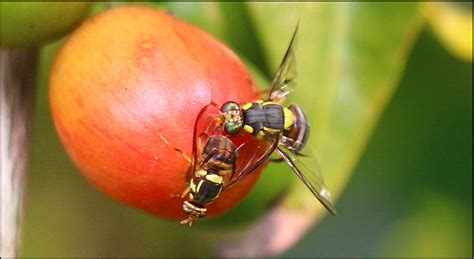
159;134;192;164
159;133;193;199
180;185;190;199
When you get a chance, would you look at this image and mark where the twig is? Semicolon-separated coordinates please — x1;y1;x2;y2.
1;48;39;257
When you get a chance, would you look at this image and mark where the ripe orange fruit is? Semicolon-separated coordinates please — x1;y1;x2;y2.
50;6;262;220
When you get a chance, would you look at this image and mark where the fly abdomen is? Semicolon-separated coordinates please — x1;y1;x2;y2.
189;172;223;205
283;104;309;153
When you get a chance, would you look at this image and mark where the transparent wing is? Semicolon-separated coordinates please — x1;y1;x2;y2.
224;134;279;189
275;146;337;215
266;21;299;103
190;103;223;179
193;103;279;189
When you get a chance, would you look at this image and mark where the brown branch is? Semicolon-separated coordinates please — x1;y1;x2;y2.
1;48;39;257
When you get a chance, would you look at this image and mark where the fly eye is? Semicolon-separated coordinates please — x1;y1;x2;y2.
220;101;240;112
224;120;242;135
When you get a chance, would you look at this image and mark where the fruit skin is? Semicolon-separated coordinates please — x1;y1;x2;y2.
49;6;262;220
1;2;92;48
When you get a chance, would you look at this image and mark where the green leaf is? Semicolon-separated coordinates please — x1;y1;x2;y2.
215;2;423;256
374;192;472;257
162;2;271;75
421;2;472;62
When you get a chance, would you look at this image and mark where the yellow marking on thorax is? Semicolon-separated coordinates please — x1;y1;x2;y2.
283;107;294;129
241;102;253;110
206;174;223;184
262;101;278;106
243;125;254;133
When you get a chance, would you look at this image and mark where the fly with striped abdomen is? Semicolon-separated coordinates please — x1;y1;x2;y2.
160;105;271;226
217;22;337;215
180;135;237;226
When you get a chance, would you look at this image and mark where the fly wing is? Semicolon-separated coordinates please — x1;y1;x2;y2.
275;146;337;215
193;103;279;189
265;22;299;103
191;103;223;179
224;134;279;189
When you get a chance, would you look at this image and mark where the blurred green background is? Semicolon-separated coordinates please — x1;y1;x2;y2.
7;2;470;257
285;28;472;257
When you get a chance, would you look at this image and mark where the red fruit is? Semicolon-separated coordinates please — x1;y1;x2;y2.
49;6;262;219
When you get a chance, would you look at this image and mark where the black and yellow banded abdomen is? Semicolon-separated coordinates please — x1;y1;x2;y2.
189;172;223;205
284;104;309;153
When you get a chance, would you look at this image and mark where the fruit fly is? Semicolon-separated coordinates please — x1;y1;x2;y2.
217;22;337;215
180;134;236;226
160;106;271;226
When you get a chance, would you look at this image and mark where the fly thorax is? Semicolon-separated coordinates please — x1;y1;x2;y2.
242;102;264;135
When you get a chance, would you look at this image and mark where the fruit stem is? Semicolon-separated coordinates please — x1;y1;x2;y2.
1;48;39;257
